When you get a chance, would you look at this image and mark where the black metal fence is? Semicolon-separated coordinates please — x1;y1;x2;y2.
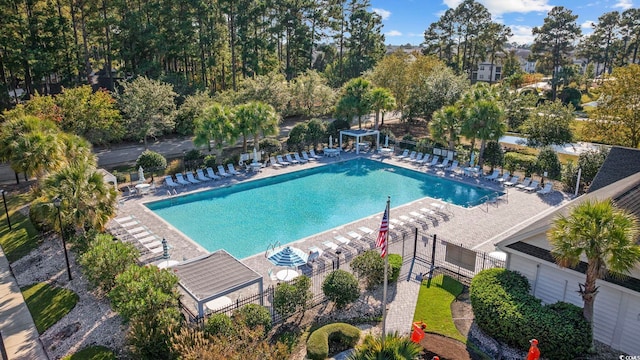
179;226;505;326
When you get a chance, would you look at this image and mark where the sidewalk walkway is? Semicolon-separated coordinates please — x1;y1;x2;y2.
385;260;431;336
0;246;48;360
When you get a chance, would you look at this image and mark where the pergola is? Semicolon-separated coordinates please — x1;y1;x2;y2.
173;250;263;317
339;129;380;154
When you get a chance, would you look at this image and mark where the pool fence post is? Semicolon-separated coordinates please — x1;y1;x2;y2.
429;234;437;279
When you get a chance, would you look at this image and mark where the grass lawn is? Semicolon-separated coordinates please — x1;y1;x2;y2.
0;192;40;262
22;282;79;334
61;346;116;360
413;274;465;343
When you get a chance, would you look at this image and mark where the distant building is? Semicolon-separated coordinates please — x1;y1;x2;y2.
471;62;502;83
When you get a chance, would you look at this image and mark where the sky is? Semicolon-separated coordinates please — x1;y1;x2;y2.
370;0;636;45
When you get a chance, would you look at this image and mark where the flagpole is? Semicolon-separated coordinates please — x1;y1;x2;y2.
381;196;390;349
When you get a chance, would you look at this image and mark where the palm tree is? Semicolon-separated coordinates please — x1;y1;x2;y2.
193;103;236;153
470;100;506;167
335;78;373;129
347;332;421;360
38;160;118;234
234;102;279;152
548;199;640;349
370;87;396;129
430;105;461;151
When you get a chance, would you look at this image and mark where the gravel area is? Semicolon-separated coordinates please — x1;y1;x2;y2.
11;233;126;360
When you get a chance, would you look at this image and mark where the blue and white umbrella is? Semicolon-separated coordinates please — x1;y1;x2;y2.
268;246;308;267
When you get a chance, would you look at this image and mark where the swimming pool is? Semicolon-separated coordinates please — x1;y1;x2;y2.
146;158;496;259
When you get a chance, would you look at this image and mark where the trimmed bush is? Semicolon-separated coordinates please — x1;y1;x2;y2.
351;251;402;289
136;150;167;172
306;323;361;360
388;254;402;283
234;304;272;335
322;270;360;309
204;313;235;337
470;268;591;360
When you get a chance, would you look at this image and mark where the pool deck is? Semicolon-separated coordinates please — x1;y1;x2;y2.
111;150;570;311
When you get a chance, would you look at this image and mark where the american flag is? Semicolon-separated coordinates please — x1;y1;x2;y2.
376;207;389;258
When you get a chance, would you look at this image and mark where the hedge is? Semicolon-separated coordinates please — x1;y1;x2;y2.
306;323;361;360
470;268;591;360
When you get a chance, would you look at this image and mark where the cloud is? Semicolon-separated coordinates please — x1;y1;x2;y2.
581;20;596;29
372;8;391;20
386;30;403;37
613;0;633;10
443;0;553;16
508;25;535;45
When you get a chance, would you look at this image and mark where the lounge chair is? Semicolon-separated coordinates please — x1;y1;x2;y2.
185;171;201;184
227;163;240;175
358;226;374;235
537;182;554;195
395;149;409;160
309;149;323;159
435;158;449;169
323;241;338;250
205;167;221;180
334;235;350;244
504;175;520;187
403;151;417;162
269;156;283;168
196;169;212;182
524;180;540;192
417;154;431;165
446;160;459;173
217;165;232;177
484;170;500;181
302;151;315;162
515;177;531;190
427;156;440;167
410;153;424;164
175;173;191;185
294;152;308;163
286;153;299;164
496;171;511;184
307;246;322;263
276;155;291;166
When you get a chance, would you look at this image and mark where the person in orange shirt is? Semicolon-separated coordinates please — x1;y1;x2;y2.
527;339;540;360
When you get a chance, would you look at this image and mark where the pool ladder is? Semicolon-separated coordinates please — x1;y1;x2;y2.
265;241;281;258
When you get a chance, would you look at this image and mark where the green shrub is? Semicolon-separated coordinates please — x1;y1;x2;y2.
351;251;402;289
388;254;402;283
259;138;282;156
470;268;591;360
273;276;311;318
203;155;217;168
234;304;272;335
136;150;167;172
306;323;361;360
504;151;537;176
322;270;360;309
79;233;139;293
204;313;235;337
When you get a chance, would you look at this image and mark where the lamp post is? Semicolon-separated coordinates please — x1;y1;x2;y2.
1;190;11;230
53;198;72;281
182;150;187;173
335;249;342;269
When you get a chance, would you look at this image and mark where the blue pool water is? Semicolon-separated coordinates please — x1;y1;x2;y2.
146;158;496;259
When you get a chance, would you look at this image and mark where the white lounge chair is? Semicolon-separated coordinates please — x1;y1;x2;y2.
435;158;449;169
227;163;240;175
309;149;323;159
205;167;221;180
515;177;531;190
286;153;299;164
294;152;308;163
427;156;440;167
496;171;511;184
358;226;374;234
403;151;417;162
395;149;409;160
165;176;180;187
504;175;520;187
276;155;291;166
537;182;554;195
323;241;338;250
217;165;232;177
269;156;283;168
334;235;350;244
196;169;211;181
484;170;500;181
417;154;431;165
446;160;459;173
410;153;424;164
524;180;540;192
185;171;201;184
175;173;191;185
302;151;316;162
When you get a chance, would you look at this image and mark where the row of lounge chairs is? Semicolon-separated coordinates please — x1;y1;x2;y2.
165;165;241;187
484;170;555;195
395;150;460;173
112;215;164;255
270;150;322;168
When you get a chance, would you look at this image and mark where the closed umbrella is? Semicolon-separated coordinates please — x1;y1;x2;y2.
384;135;389;147
253;148;259;163
267;246;308;267
329;135;333;148
138;166;145;184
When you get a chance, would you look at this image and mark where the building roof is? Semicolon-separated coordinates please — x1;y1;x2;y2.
589;146;640;192
174;250;262;302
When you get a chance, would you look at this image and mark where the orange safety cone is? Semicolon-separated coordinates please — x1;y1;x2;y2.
410;322;426;343
526;339;540;360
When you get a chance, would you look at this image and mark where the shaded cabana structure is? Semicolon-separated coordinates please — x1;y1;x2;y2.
173;250;263;317
339;129;380;154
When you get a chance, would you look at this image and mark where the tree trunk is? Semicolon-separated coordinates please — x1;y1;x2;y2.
374;111;380;130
